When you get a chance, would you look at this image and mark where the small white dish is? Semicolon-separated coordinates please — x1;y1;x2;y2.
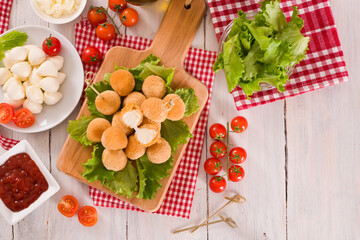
0;140;60;225
0;25;84;133
30;0;87;24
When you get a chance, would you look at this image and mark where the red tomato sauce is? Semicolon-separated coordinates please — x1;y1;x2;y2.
0;153;48;212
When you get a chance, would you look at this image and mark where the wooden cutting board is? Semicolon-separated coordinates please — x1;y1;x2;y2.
57;0;207;212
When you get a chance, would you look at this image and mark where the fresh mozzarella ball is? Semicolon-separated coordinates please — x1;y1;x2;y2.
10;62;32;79
7;81;25;100
56;72;66;85
3;77;21;92
29;68;42;87
39;77;59;92
47;56;64;71
28;47;46;66
44;92;63;105
26;85;44;104
23;45;41;53
3;93;24;108
23;99;42;114
0;68;12;85
8;47;28;62
3;51;20;69
23;81;31;91
37;61;58;77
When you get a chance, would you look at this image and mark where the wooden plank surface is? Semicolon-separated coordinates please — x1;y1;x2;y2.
0;0;359;239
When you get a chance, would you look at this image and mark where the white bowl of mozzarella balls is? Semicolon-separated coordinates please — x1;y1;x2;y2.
0;45;65;114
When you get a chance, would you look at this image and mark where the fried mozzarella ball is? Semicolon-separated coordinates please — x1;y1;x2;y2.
119;103;143;128
102;149;127;171
123;91;146;107
125;135;146;160
135;123;161;147
109;69;135;96
142;75;166;98
101;126;128;150
147;138;171;164
112;111;134;136
140;97;168;123
86;118;111;142
163;94;186;121
95;90;121;115
141;116;161;132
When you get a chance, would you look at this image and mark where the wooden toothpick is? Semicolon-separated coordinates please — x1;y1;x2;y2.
85;71;103;98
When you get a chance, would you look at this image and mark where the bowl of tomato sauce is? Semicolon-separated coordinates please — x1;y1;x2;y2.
0;140;60;225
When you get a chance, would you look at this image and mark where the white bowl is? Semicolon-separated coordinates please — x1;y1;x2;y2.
0;140;60;225
0;25;84;133
30;0;86;24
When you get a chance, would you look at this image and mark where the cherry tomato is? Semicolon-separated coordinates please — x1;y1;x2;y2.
96;22;116;41
13;108;35;128
81;46;103;66
120;8;139;27
87;7;107;26
204;157;222;175
209;123;226;140
229;147;247;164
0;103;14;124
108;0;127;12
210;141;227;158
78;206;98;227
57;195;79;217
228;165;245;182
231;116;248;133
42;34;61;56
209;176;226;193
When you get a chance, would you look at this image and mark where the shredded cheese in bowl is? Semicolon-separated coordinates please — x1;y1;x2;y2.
36;0;80;18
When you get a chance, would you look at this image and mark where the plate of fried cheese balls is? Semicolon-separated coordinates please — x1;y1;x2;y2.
63;54;200;206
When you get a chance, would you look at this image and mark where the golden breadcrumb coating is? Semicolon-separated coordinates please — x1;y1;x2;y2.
95;90;121;115
147;138;171;164
142;75;166;98
112;111;134;136
101;126;128;150
163;94;185;121
140;97;168;123
141;116;161;131
102;149;127;171
123;91;146;107
125;135;146;160
86;118;111;142
110;69;135;96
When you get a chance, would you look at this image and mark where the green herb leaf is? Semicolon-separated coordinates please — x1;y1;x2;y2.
174;88;200;117
85;80;114;120
0;31;28;61
161;120;192;152
67;115;96;146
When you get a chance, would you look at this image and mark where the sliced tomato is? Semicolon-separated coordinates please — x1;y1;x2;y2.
13;108;35;128
57;195;79;217
78;206;98;227
0;103;14;124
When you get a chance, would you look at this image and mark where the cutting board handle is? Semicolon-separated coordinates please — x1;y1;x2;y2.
148;0;206;66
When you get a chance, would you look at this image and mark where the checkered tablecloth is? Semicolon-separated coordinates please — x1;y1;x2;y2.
0;0;12;35
75;19;217;218
208;0;349;111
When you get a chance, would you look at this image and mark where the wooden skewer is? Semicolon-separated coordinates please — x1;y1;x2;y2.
190;194;246;233
184;0;193;8
84;71;104;99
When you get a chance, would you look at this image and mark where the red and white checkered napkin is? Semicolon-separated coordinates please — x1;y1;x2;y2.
0;0;13;35
75;20;217;218
208;0;349;111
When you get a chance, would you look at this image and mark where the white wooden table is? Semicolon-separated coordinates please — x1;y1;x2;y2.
1;0;359;239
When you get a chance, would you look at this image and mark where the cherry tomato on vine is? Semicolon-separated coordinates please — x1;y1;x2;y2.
78;206;98;227
0;103;14;124
209;123;226;140
57;195;79;217
231;116;248;133
82;46;103;66
13;108;35;128
108;0;127;12
120;8;139;27
42;35;61;56
87;7;107;26
204;158;222;175
209;176;226;193
229;147;247;164
210;141;227;158
96;22;116;41
228;165;245;182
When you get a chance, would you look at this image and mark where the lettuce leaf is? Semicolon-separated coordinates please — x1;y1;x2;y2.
85;80;114;120
174;88;200;117
67;116;95;147
161;120;192;152
0;31;28;61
